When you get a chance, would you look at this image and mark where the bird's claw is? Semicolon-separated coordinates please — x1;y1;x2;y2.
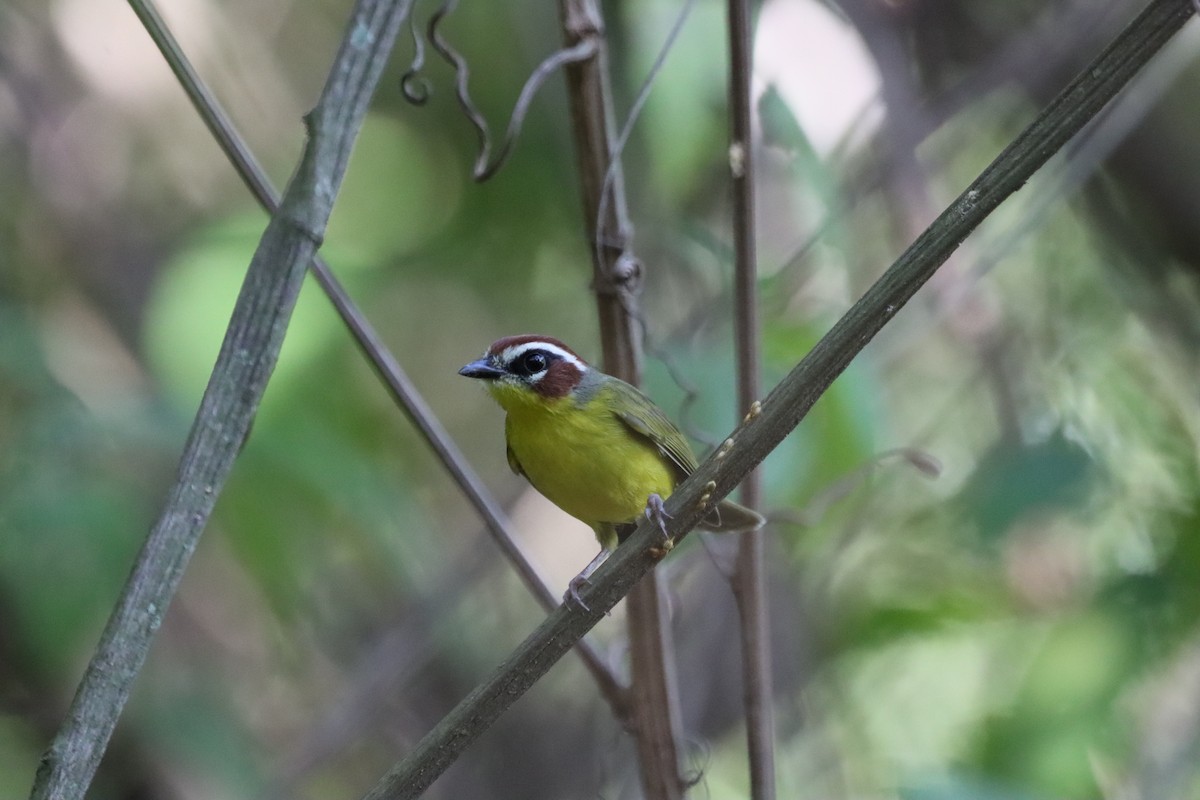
645;493;675;556
564;575;592;612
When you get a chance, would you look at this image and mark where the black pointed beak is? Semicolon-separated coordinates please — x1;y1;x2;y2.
459;357;505;380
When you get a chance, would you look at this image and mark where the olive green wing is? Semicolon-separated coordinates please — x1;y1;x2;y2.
610;380;764;533
608;380;698;480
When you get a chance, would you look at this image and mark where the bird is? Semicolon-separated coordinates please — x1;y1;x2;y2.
459;334;763;607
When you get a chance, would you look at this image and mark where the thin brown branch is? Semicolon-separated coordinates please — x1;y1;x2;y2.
558;0;640;378
558;0;687;796
725;0;775;798
27;2;414;799
356;1;1196;796
124;0;628;719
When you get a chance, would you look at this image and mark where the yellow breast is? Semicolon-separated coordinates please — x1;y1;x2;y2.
497;385;677;531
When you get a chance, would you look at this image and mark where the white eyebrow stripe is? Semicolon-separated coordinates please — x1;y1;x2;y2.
500;341;588;372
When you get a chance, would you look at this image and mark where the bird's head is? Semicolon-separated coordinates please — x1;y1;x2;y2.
459;335;593;411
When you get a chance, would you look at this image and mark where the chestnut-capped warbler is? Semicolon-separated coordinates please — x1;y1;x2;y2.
460;335;763;606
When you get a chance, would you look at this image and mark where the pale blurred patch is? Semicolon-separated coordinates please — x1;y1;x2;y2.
507;486;622;614
53;0;214;105
50;0;309;209
29;96;135;213
754;0;882;158
40;291;151;416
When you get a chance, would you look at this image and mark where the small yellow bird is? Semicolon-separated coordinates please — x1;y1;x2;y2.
460;335;763;606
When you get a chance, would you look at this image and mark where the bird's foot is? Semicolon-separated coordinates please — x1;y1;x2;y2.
563;575;592;612
644;493;675;558
564;548;612;613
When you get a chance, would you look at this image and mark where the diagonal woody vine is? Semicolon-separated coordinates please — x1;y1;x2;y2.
29;2;414;799
357;1;1198;796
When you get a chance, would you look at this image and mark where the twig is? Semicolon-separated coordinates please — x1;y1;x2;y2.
354;1;1196;795
124;0;628;719
725;0;775;798
27;2;414;799
558;0;640;376
401;0;599;181
595;0;698;267
471;37;598;181
557;0;689;796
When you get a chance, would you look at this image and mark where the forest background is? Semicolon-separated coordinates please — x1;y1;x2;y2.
2;0;1200;798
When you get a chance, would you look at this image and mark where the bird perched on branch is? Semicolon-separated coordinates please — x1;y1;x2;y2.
459;335;763;607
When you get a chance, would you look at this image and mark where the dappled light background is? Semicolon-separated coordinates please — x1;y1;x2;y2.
3;0;1200;798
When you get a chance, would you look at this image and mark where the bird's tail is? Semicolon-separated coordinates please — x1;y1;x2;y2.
701;498;765;533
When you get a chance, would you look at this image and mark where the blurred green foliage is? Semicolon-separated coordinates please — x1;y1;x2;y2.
2;0;1199;799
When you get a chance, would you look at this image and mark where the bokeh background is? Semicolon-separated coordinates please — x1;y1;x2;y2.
3;0;1200;798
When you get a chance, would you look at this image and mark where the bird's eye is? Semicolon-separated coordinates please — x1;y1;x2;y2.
518;352;548;376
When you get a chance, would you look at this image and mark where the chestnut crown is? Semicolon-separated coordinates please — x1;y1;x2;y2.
458;335;590;398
